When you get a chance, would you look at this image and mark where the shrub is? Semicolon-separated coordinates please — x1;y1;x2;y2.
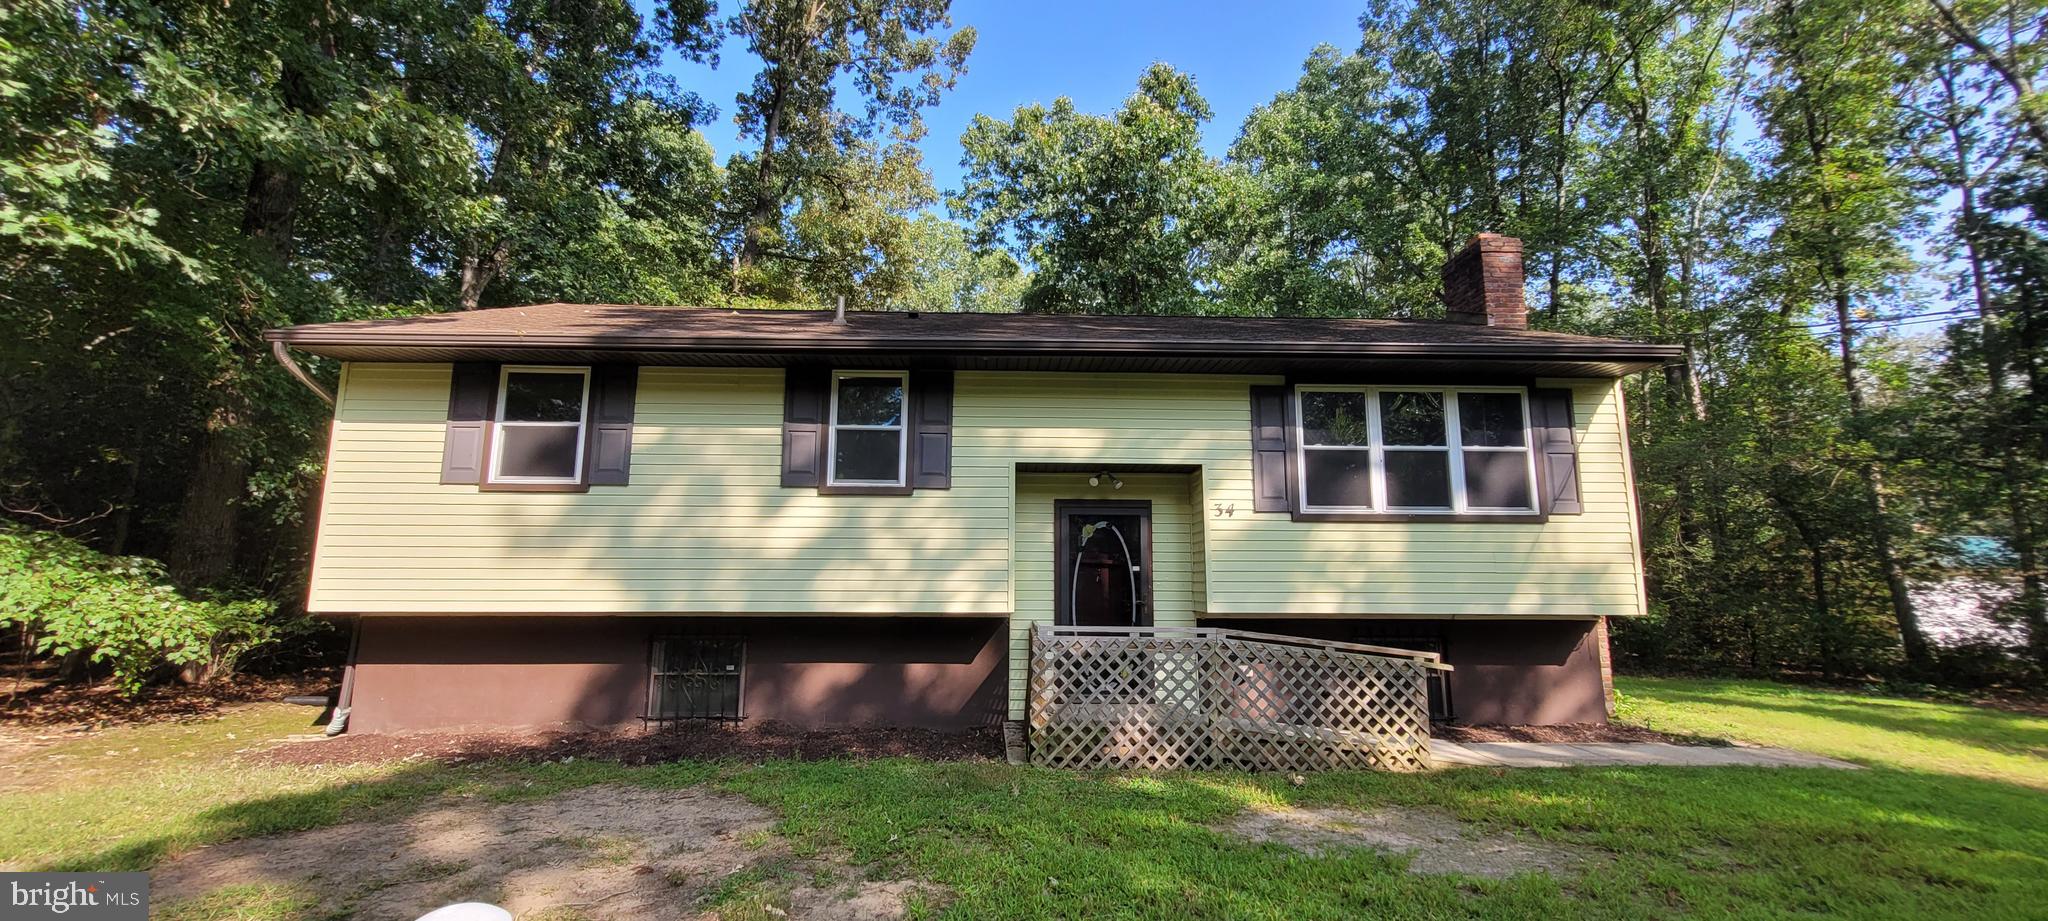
0;525;276;693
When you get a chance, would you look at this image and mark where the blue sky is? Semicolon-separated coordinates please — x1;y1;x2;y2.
656;0;1365;196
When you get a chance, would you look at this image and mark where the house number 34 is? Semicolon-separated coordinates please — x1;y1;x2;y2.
1212;503;1235;518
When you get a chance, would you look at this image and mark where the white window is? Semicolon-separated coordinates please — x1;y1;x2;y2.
489;366;590;484
827;371;908;486
1295;386;1536;515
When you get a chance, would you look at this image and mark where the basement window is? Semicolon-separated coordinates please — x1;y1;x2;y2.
489;366;589;484
827;371;908;486
1295;386;1536;515
648;636;743;721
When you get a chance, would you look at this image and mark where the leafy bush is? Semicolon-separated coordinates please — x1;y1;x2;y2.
0;525;276;693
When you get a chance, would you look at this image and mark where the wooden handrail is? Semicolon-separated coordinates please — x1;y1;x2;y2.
1034;624;1453;671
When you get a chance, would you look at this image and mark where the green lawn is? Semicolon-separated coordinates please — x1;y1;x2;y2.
1616;677;2048;788
2;678;2044;920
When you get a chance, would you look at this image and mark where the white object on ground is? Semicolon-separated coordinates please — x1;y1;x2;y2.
414;904;513;921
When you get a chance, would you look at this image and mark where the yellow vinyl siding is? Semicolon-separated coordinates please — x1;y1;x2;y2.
310;363;1009;613
951;371;1643;619
1202;378;1644;616
313;366;1643;622
1006;473;1201;719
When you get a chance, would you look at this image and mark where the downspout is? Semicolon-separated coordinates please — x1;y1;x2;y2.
281;339;341;733
325;616;361;736
271;340;334;405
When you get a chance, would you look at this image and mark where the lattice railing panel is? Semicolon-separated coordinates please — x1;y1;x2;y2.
1028;626;1445;773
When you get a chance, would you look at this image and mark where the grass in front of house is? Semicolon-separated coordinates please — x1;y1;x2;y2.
3;682;2046;920
723;757;2048;919
0;706;720;874
0;706;454;871
1615;676;2048;788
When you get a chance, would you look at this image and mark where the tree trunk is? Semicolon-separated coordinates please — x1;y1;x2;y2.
167;162;299;586
365;185;415;304
2007;484;2048;670
1782;1;1931;669
1780;499;1838;676
1549;62;1569;317
106;459;139;555
457;237;511;311
166;407;248;587
1825;268;1931;669
56;648;91;682
1926;0;2048;156
736;77;790;280
1808;545;1834;677
1635;117;1708;548
167;52;324;588
1935;63;2048;670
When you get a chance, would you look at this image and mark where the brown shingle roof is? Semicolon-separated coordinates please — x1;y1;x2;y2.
270;303;1677;361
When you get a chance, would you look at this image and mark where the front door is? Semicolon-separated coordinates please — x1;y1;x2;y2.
1055;500;1153;627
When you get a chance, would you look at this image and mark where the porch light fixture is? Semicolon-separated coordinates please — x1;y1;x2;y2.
1089;471;1124;490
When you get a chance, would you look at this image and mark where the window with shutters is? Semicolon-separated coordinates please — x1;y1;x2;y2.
489;366;590;484
827;371;908;487
1294;385;1536;515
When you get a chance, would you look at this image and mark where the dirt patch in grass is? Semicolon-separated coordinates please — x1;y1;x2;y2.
700;851;946;921
1432;721;1724;745
255;720;1003;767
0;669;337;733
1224;803;1594;879
151;784;942;920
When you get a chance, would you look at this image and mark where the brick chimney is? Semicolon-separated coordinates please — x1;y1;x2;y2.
1441;233;1527;329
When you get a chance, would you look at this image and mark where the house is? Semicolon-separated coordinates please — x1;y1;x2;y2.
267;235;1677;737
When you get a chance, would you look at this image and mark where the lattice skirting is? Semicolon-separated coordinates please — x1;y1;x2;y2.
1028;627;1441;773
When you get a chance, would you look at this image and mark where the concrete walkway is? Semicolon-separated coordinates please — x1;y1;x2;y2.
1430;739;1861;769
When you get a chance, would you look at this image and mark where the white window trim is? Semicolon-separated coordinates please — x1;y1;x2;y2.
488;365;591;485
826;370;909;487
1294;385;1538;515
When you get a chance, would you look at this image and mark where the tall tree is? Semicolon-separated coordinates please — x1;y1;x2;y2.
1219;0;1649;319
735;138;938;306
895;213;1029;312
1222;45;1444;317
1746;0;1934;668
437;0;721;310
0;0;731;599
955;64;1223;314
724;0;973;290
159;0;453;586
1917;0;2048;154
1899;0;2048;668
1593;0;1741;560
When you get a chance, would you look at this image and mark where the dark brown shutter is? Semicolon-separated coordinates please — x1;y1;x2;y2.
585;364;637;485
910;370;953;489
1532;388;1582;515
781;366;830;487
441;362;499;484
1249;384;1294;513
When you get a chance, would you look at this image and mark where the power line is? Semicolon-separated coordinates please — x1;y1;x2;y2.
1781;308;1979;330
1701;309;1985;347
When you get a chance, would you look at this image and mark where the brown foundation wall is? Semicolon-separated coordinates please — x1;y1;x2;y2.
1198;618;1609;725
347;616;1007;734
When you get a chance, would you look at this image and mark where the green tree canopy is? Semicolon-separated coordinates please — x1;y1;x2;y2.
955;63;1223;314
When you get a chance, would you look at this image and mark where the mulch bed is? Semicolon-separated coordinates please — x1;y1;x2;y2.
1431;722;1724;745
268;720;1705;769
257;719;1005;767
0;669;339;731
